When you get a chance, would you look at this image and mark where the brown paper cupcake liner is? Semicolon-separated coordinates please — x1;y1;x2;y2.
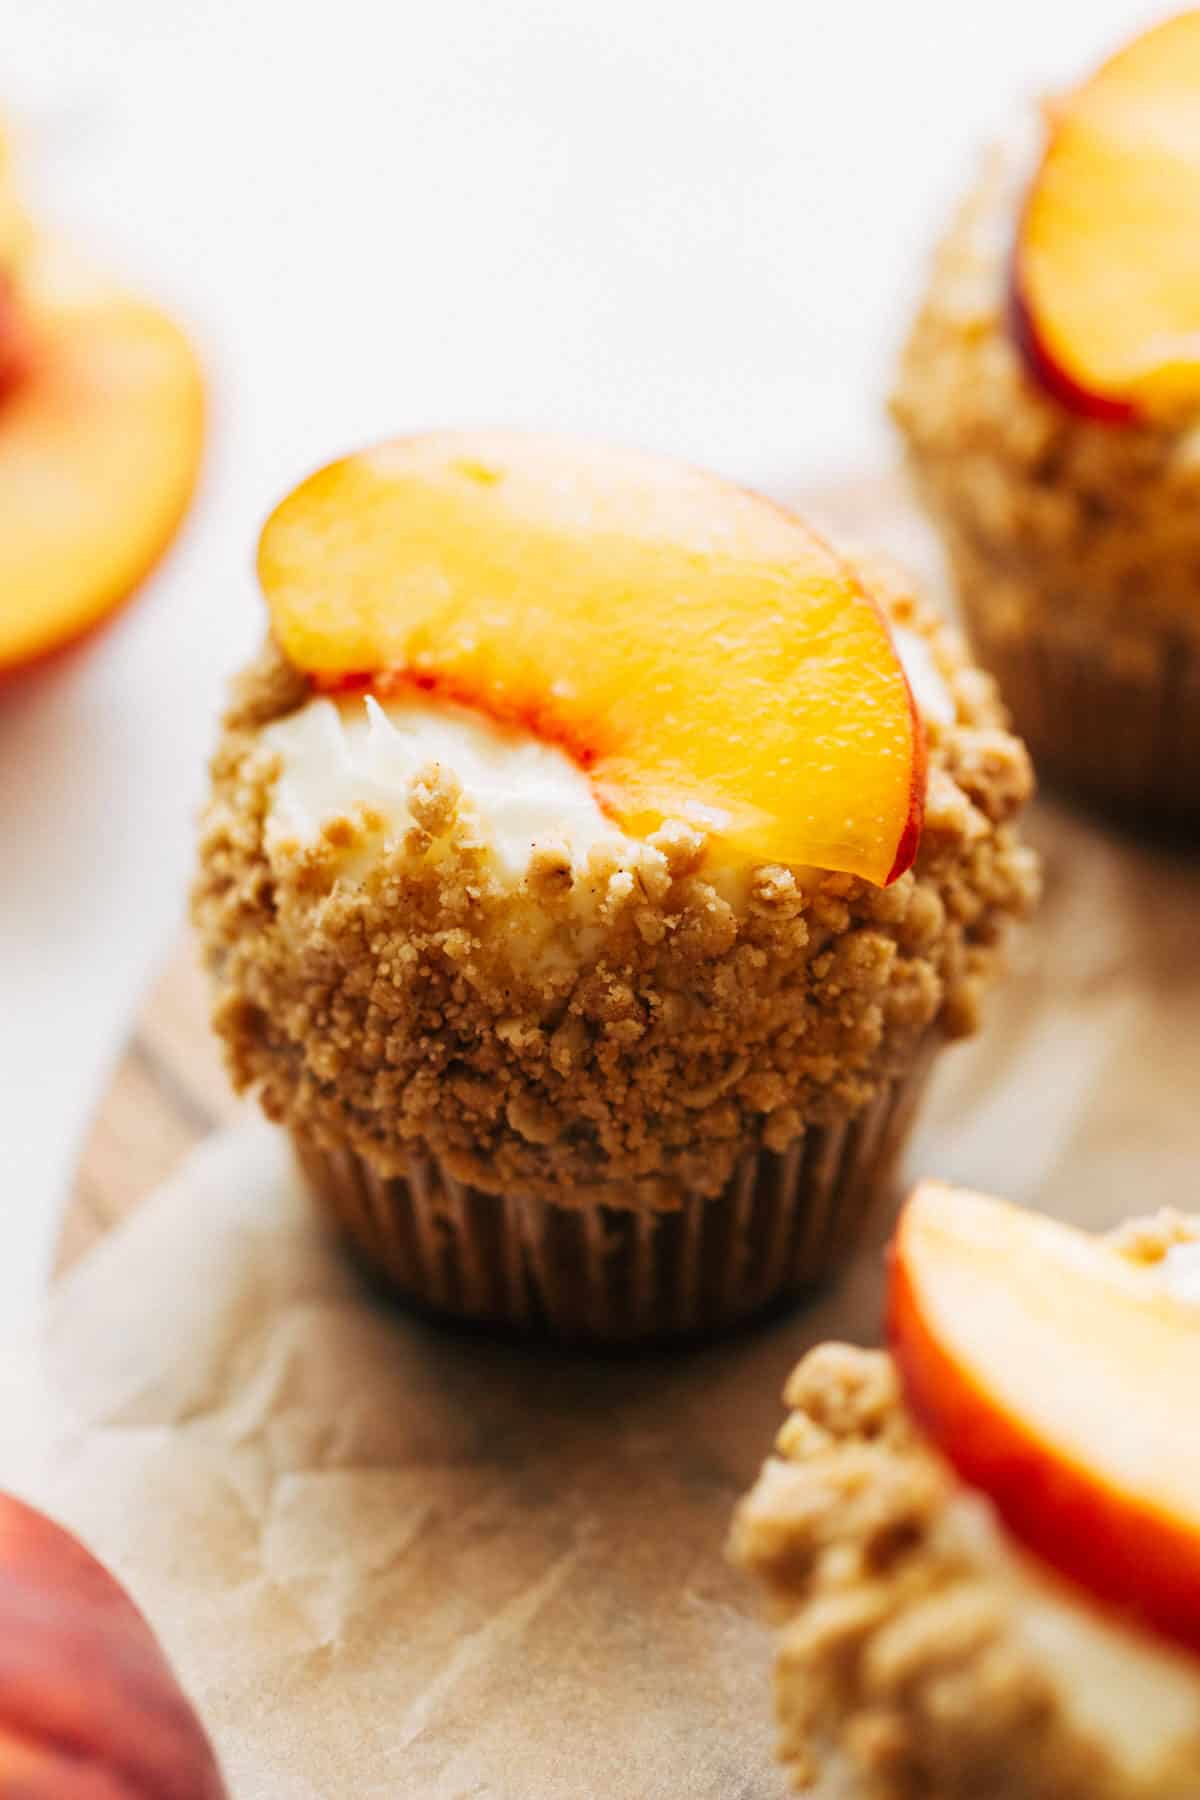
960;592;1200;831
291;1043;937;1345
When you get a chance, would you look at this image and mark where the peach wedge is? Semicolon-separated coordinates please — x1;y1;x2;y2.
1015;12;1200;423
259;432;924;883
0;244;204;673
889;1182;1200;1653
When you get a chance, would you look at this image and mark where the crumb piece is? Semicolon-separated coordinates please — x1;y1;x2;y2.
407;761;461;836
526;839;574;899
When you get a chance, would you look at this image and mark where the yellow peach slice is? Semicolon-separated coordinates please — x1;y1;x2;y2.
258;432;924;883
889;1182;1200;1654
0;243;204;673
1015;13;1200;422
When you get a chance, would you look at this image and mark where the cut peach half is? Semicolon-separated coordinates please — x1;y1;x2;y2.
889;1182;1200;1654
258;432;924;883
0;128;30;275
1015;12;1200;423
0;243;204;674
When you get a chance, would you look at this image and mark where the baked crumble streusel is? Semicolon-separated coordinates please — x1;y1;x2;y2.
730;1213;1200;1800
192;561;1037;1210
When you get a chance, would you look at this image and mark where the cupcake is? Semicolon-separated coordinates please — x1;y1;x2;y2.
193;432;1036;1343
731;1183;1200;1797
893;14;1200;829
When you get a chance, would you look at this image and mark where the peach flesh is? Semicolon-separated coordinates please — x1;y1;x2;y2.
889;1184;1200;1656
1014;12;1200;423
0;247;204;676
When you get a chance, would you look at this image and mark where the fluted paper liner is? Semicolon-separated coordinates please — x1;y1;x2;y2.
962;598;1200;830
292;1046;936;1344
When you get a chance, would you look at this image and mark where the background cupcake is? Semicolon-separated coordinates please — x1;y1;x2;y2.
893;15;1200;830
194;431;1037;1343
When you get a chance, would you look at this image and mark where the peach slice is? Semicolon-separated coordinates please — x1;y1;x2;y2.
1015;13;1200;423
0;1490;226;1796
258;432;924;883
0;243;204;674
889;1182;1200;1653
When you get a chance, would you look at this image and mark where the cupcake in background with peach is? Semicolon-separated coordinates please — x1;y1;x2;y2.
0;124;203;677
194;431;1037;1343
893;14;1200;829
732;1185;1200;1798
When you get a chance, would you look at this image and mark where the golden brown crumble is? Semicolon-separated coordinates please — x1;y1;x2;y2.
192;568;1037;1206
730;1214;1200;1799
892;146;1200;658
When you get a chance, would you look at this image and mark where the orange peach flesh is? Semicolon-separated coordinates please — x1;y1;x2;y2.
259;433;924;885
0;245;204;673
1016;12;1200;423
889;1183;1200;1655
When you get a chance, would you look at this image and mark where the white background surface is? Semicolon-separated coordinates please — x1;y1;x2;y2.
0;0;1166;1321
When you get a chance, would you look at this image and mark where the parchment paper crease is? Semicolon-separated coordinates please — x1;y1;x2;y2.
1;800;1197;1799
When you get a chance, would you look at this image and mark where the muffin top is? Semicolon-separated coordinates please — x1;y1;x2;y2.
731;1203;1200;1800
194;437;1037;1199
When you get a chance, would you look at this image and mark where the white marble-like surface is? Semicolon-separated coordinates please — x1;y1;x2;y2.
0;0;1155;1322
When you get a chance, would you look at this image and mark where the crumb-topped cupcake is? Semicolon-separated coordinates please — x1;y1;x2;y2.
732;1184;1200;1797
893;14;1200;829
193;432;1037;1342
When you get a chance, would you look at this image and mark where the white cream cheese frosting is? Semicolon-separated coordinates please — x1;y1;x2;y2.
263;690;633;880
1164;1241;1200;1305
262;630;953;880
892;622;955;725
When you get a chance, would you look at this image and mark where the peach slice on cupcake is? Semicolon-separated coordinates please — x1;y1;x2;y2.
258;431;925;885
1014;11;1200;424
890;1181;1200;1655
